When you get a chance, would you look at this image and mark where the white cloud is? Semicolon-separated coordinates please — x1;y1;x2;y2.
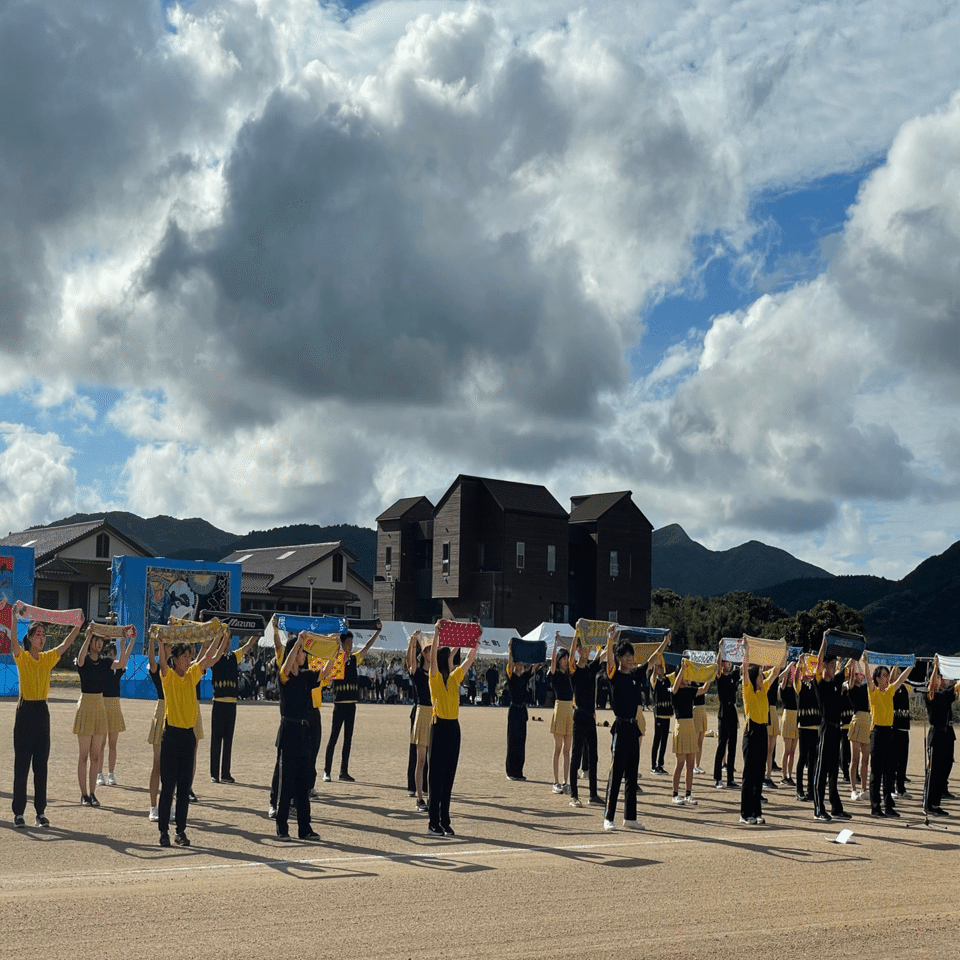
0;424;79;532
0;1;958;577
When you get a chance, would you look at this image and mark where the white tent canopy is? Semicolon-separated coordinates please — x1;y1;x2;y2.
262;619;518;659
521;622;575;647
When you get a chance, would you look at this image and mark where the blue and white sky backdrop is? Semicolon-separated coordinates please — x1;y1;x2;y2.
1;0;959;579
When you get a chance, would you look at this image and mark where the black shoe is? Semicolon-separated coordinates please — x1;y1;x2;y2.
832;810;852;820
884;807;901;818
796;793;806;802
88;794;100;808
221;776;235;784
929;806;950;817
276;832;292;841
943;791;956;800
299;831;320;841
814;812;832;822
188;791;198;802
728;781;740;789
338;773;355;783
174;832;190;846
427;824;445;836
159;833;171;847
841;774;850;783
588;795;604;805
210;776;220;783
35;815;50;827
14;815;26;828
80;795;91;807
763;778;778;789
871;808;886;818
442;826;456;836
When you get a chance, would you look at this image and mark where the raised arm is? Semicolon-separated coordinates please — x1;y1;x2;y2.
55;621;83;659
157;634;169;677
280;633;304;677
10;600;24;657
196;631;227;671
929;657;941;700
891;664;914;693
356;620;382;660
815;632;827;681
507;637;516;677
549;634;560;675
462;637;480;675
406;631;419;674
239;632;259;658
605;624;617;676
428;626;440;677
672;667;685;695
115;627;136;669
76;624;94;667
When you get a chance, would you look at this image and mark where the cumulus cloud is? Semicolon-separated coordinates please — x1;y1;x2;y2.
0;424;79;533
1;0;959;575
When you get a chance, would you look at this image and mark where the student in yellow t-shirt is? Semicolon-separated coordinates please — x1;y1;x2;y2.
739;637;784;825
156;635;225;848
426;628;480;837
10;602;81;828
865;661;913;818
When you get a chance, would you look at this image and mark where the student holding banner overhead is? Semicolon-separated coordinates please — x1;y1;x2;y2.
865;660;913;818
812;633;855;823
505;639;535;781
427;622;480;836
925;656;959;816
892;669;911;798
406;630;431;811
156;631;226;847
323;621;381;783
739;638;784;824
209;631;260;783
10;602;82;828
713;649;740;789
603;627;669;831
568;636;605;807
98;628;137;787
846;663;870;801
146;633;167;822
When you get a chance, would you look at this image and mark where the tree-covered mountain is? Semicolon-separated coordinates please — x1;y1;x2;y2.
45;512;377;584
652;523;834;596
752;575;897;615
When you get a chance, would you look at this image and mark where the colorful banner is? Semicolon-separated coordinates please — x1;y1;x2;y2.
682;649;717;665
87;622;137;640
0;547;34;658
682;657;717;684
301;632;340;662
574;619;615;647
152;618;228;646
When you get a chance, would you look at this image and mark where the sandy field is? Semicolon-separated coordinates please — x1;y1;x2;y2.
1;694;957;960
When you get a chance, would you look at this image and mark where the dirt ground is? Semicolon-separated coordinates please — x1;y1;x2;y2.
1;695;957;960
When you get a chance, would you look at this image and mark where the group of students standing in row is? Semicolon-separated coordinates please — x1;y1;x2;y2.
501;626;959;831
11;605;959;844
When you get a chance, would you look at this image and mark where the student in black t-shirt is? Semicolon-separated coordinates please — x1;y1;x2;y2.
926;656;960;815
549;637;574;795
568;637;605;807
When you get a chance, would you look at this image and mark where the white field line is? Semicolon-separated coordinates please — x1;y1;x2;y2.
0;836;695;886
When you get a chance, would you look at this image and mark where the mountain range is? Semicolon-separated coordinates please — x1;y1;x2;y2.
43;512;958;653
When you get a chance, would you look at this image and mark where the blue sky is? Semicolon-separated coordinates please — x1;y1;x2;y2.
1;1;959;580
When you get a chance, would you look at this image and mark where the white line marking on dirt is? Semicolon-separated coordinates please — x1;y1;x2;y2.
0;837;694;886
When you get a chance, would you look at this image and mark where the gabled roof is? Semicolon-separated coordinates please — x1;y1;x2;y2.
570;491;653;528
376;496;435;523
435;475;567;519
221;542;357;591
0;519;154;561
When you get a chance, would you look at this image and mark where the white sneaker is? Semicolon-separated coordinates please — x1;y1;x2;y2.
622;819;645;830
684;795;698;806
569;798;582;808
562;782;570;794
672;794;685;804
693;766;705;774
552;783;563;794
323;772;332;783
148;806;159;822
603;818;616;831
268;804;277;818
107;772;117;786
96;773;106;787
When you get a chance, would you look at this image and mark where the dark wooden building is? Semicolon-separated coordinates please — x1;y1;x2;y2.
432;476;569;632
568;491;653;627
373;497;437;623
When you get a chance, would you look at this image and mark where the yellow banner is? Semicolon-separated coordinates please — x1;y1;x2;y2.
682;658;716;684
574;619;614;647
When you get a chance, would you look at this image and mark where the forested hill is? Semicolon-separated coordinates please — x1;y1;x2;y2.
652;524;834;596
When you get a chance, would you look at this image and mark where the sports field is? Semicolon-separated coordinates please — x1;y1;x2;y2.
1;696;956;959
